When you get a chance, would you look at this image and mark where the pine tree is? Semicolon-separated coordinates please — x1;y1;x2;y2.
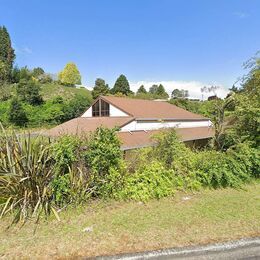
149;84;159;94
136;85;147;94
92;78;109;99
0;26;15;82
8;97;28;126
111;74;131;95
156;84;169;98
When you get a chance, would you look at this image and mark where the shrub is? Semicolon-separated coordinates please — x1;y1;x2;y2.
84;127;122;176
117;161;175;201
227;142;260;178
193;150;251;188
52;135;82;173
151;128;191;169
0;129;58;223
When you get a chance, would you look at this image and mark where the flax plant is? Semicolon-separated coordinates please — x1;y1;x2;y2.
0;125;59;223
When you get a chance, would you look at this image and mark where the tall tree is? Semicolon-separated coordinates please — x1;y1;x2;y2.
0;26;15;82
32;67;45;78
111;74;131;95
149;84;159;94
16;79;43;105
156;84;169;98
136;85;147;94
58;62;81;87
171;89;189;99
92;78;109;99
8;97;28;126
149;84;168;98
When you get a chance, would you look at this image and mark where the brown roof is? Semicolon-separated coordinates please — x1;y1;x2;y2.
118;127;214;150
46;117;133;137
101;96;207;120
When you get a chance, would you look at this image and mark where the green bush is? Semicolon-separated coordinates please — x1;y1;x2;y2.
117;162;175;201
151;129;187;168
84;127;122;176
52;135;82;173
193;150;251;188
227;143;260;178
51;174;71;206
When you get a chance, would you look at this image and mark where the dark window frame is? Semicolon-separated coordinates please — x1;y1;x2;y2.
92;99;110;117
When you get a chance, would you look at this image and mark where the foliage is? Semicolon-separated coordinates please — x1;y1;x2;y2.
117;162;175;201
8;97;28;126
148;84;169;99
111;74;131;95
84;127;122;176
171;89;189;98
0;26;15;82
52;135;81;173
58;62;81;86
16;79;43;105
32;67;45;77
0;61;9;83
192;149;251;188
92;78;109;99
0;83;92;128
136;85;147;94
0;130;58;223
151;129;190;168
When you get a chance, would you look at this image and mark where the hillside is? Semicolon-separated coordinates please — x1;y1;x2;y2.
0;83;93;129
40;83;92;101
0;82;92;101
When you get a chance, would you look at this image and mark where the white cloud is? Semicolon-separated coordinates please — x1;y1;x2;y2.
233;11;249;19
129;80;229;100
13;43;32;55
22;47;32;54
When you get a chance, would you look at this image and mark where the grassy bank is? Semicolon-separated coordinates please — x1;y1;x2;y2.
0;181;259;259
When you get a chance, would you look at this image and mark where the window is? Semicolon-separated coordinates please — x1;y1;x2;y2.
92;99;110;117
92;101;100;117
101;100;109;116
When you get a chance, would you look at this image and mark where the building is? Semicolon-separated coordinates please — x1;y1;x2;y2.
47;96;214;150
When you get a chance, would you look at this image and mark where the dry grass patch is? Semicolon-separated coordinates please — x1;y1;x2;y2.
0;181;260;259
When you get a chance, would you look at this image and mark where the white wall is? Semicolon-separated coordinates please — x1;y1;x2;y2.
110;104;128;117
81;103;128;117
81;106;92;117
120;120;212;132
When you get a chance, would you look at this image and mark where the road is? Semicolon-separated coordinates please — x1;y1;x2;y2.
97;237;260;260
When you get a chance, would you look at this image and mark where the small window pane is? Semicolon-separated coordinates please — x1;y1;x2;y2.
101;100;109;116
92;101;100;117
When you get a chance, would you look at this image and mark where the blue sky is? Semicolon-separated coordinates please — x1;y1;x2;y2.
1;0;260;97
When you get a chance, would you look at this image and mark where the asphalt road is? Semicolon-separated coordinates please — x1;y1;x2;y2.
97;237;260;260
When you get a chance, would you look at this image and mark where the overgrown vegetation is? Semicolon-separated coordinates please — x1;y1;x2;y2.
0;25;259;225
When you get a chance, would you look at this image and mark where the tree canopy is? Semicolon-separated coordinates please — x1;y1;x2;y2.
58;63;81;86
149;84;169;99
171;89;189;99
136;85;147;94
0;26;15;82
111;74;131;95
8;97;28;126
92;78;109;99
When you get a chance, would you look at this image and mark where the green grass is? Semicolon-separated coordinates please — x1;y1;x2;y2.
0;82;92;102
0;181;260;258
40;83;92;101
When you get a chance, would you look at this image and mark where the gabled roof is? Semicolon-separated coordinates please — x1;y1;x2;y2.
46;117;133;137
101;96;207;120
118;127;214;150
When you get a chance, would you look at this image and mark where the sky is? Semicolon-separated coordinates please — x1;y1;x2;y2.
1;0;260;99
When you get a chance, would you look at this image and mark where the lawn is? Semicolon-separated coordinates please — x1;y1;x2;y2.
0;181;260;259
